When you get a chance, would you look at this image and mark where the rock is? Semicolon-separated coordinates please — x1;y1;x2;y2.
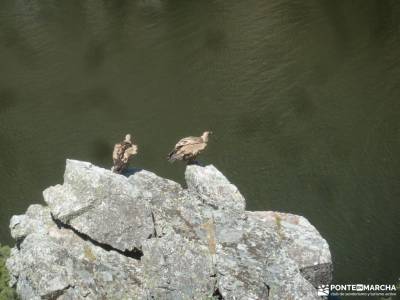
6;205;145;300
185;164;246;212
43;160;154;252
247;211;332;288
7;160;333;300
214;213;326;300
141;233;216;299
9;204;53;241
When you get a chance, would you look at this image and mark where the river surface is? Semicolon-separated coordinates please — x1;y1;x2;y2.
1;0;399;292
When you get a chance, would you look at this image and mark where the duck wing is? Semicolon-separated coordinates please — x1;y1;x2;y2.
174;136;203;149
112;143;124;162
123;144;138;162
168;136;206;162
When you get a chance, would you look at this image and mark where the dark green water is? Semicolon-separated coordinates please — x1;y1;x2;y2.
1;0;399;290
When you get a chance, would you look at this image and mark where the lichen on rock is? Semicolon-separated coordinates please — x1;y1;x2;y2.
7;159;332;299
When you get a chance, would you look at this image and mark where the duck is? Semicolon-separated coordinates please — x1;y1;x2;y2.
112;134;138;173
167;131;212;164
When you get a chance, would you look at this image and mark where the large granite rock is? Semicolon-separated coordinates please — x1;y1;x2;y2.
43;160;154;252
7;160;332;300
7;205;145;300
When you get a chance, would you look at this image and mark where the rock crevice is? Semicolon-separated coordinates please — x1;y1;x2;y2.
7;160;332;300
51;215;144;260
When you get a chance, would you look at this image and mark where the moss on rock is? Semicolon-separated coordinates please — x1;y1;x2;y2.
0;244;18;300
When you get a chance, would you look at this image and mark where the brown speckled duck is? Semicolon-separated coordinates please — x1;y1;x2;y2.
167;131;212;164
112;134;138;173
